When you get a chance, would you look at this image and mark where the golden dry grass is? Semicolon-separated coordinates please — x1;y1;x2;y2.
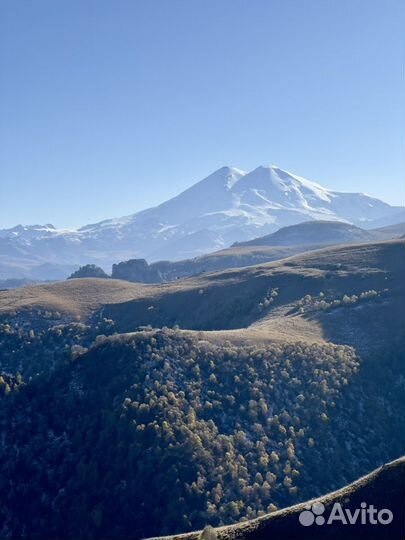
0;278;150;319
1;240;403;349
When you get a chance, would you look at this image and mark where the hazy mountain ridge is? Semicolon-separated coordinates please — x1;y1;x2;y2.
232;220;402;248
1;165;403;280
68;221;404;285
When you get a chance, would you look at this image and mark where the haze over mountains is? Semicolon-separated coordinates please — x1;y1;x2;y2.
234;220;378;247
1;165;404;281
65;220;400;285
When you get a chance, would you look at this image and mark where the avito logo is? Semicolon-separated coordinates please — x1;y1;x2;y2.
299;501;393;527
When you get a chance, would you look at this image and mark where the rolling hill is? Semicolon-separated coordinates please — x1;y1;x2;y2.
107;220;405;284
372;221;405;238
232;221;377;248
233;220;405;248
0;277;147;321
109;244;323;284
1;239;404;354
0;239;404;539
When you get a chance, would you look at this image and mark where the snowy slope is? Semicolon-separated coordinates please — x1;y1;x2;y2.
1;165;403;279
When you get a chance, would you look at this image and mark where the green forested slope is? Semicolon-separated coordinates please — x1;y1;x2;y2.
0;330;404;539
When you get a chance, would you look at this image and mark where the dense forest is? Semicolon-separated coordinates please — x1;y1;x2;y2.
0;321;404;539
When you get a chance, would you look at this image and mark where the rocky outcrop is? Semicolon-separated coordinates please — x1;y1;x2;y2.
112;259;163;283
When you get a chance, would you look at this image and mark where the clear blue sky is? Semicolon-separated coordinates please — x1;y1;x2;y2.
1;0;404;229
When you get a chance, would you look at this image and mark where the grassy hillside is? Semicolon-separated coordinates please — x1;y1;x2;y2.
0;277;147;320
233;220;405;250
82;221;405;285
1;239;404;349
110;244;324;284
233;221;377;248
103;240;405;352
372;222;405;238
0;239;404;539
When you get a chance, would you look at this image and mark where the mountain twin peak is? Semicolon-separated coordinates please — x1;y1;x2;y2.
0;164;404;280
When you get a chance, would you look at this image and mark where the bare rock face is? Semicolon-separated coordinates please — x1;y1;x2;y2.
68;264;109;280
112;258;162;283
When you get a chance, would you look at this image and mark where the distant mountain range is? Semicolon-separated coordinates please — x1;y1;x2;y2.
1;165;404;280
68;220;402;285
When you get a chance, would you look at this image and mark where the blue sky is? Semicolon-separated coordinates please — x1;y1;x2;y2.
1;0;404;229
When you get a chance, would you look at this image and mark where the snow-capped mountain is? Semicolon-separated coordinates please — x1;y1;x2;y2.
1;165;404;279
